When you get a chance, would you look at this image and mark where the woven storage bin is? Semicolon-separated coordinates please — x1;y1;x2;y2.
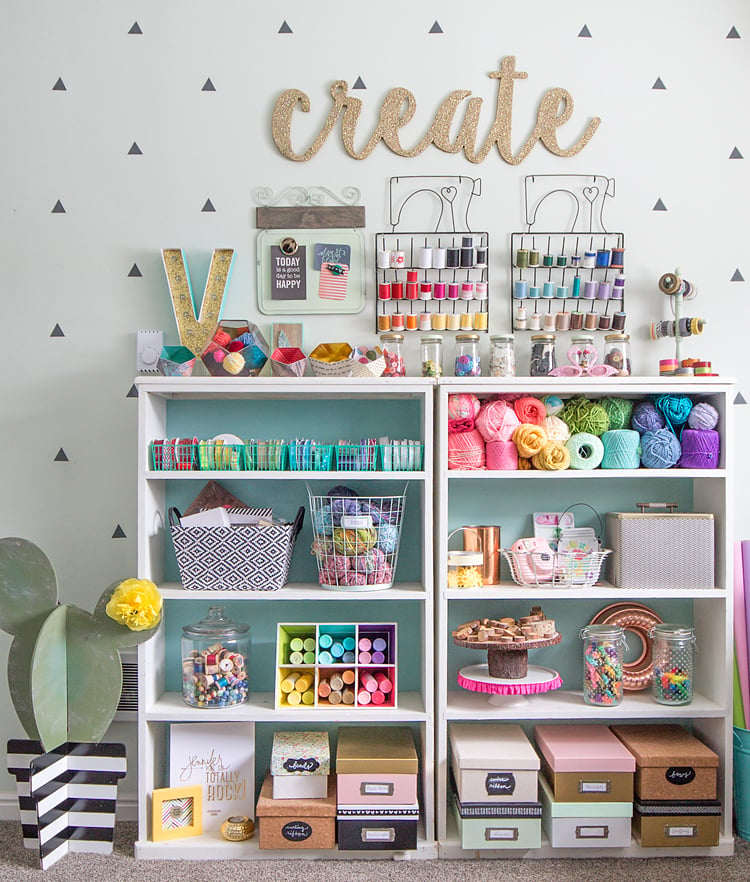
169;506;304;590
606;510;714;590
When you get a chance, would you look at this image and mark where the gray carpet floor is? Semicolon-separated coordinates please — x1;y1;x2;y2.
0;823;748;882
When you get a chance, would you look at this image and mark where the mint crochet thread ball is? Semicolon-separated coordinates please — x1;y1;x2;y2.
600;397;633;431
561;398;610;436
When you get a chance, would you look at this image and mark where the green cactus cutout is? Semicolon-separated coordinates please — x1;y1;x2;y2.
0;537;160;752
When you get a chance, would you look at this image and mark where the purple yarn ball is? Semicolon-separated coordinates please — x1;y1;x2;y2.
631;401;666;435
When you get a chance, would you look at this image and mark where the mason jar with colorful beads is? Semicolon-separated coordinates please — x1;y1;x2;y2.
580;624;625;707
651;624;694;706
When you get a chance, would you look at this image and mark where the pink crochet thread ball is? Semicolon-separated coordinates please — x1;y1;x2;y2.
447;428;486;469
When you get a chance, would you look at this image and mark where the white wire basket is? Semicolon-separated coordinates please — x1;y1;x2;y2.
502;548;611;588
307;486;407;591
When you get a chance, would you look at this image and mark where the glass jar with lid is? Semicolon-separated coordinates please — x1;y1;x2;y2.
181;605;250;708
651;624;695;705
420;334;443;378
570;334;597;370
489;334;516;377
580;623;626;706
603;333;632;376
380;333;406;377
529;334;556;377
454;334;481;377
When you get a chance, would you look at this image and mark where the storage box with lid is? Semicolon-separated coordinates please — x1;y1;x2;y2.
632;798;721;847
610;724;719;801
534;724;635;803
539;775;632;848
606;508;714;590
271;731;330;800
336;803;419;851
255;773;336;850
336;726;418;806
451;790;542;850
449;722;539;804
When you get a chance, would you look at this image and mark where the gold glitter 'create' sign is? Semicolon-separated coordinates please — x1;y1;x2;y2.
162;249;234;356
272;56;600;165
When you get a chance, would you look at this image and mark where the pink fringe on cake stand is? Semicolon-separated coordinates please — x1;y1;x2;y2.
457;663;563;706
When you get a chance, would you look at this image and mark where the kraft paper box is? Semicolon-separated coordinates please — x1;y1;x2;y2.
271;731;330;800
256;773;336;850
633;798;721;847
169;722;255;831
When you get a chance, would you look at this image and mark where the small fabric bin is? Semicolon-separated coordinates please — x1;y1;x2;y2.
336;804;419;851
449;722;539;803
534;725;635;803
606;509;714;590
610;724;719;801
633;799;721;847
539;775;632;848
336;726;418;807
271;731;330;800
255;773;336;850
452;791;542;850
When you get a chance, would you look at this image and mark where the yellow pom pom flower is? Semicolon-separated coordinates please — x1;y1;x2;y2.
106;578;162;631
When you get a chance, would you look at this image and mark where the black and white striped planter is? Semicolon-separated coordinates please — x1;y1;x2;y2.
7;739;126;870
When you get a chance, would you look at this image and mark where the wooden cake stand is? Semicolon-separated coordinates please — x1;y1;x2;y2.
453;632;561;679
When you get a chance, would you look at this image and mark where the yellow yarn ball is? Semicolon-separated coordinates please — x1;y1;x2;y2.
512;423;548;458
532;441;571;471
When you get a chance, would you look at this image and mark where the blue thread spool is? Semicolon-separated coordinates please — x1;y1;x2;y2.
556;285;569;299
542;282;555;298
583;251;597;268
571;255;582;267
571;276;582;297
611;247;625;268
529;285;541;299
514;280;529;299
596;249;611;267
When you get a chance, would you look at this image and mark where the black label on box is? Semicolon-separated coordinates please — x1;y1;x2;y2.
282;821;312;841
665;766;696;785
283;757;320;773
485;772;516;795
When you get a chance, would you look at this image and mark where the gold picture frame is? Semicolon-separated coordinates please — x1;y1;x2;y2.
152;785;203;842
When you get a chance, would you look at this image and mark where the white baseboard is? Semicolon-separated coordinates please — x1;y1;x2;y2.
0;792;138;822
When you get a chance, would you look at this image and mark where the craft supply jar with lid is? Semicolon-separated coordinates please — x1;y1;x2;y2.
454;334;481;377
420;334;443;378
181;605;250;708
489;334;516;377
651;624;695;706
580;624;626;707
529;334;556;377
570;335;597;371
603;333;632;376
380;333;406;377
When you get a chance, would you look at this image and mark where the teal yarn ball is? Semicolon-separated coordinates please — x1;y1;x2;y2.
562;398;610;437
566;432;605;469
600;397;633;431
653;394;693;433
601;429;641;469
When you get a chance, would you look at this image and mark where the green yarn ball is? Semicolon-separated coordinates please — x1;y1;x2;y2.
600;397;633;431
562;398;610;437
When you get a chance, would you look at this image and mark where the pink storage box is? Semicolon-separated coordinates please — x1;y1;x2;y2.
336;773;417;806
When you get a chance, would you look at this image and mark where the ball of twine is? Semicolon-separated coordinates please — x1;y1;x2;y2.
562;398;610;436
512;423;548;458
601;429;641;469
566;432;605;470
513;396;547;426
486;440;519;470
541;394;565;416
631;401;665;434
447;428;486;470
532;441;571;471
654;394;693;433
678;428;720;469
448;392;480;421
475;399;520;442
688;401;719;431
600;397;633;431
640;427;682;468
543;415;571;443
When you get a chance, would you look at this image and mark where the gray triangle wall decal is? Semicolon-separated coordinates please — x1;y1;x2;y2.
50;324;65;337
54;448;69;462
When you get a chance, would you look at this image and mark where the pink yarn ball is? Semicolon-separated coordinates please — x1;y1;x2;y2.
447;428;485;470
543;415;571;443
486;440;519;470
475;400;521;442
368;563;393;585
447;393;480;421
213;349;226;363
513;396;547;426
344;571;367;586
213;330;232;347
318;568;344;586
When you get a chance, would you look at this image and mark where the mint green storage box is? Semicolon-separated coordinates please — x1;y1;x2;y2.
539;775;632;848
452;792;541;850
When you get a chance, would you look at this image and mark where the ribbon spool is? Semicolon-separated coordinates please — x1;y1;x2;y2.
658;272;697;300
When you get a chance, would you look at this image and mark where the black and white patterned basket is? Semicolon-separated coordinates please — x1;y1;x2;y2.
169;506;304;590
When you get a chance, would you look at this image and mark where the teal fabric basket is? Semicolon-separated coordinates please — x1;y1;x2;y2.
734;726;750;840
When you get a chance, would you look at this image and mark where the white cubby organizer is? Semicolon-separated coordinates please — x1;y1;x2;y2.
436;376;734;859
135;376;435;860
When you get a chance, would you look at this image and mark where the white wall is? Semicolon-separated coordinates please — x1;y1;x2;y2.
2;0;749;809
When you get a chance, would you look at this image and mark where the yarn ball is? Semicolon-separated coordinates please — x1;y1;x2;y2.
213;330;232;348
359;499;396;525
532;441;571;471
330;495;362;525
343;571;368;587
448;417;475;434
312;505;334;536
543;415;571;443
318;568;344;586
654;394;693;433
475;400;521;442
600;397;633;431
213;349;226;364
601;429;641;469
517;457;533;470
311;537;335;558
486;440;519;470
678;428;720;469
227;339;244;353
640;427;682;469
631;401;665;434
377;524;400;554
353;547;387;573
448;392;480;420
561;398;610;436
367;562;393;585
333;527;378;556
513;396;547;426
541;394;565;416
318;554;351;576
566;432;605;470
512;423;548;458
327;485;359;497
447;429;486;469
688;401;720;431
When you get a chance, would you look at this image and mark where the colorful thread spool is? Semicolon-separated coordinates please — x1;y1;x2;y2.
516;248;530;268
583;281;597;300
610;247;625;268
389;250;405;268
446;247;460;268
529;250;541;267
433;247;447;269
391;281;404;300
461;282;474;300
433;281;446;300
543;254;554;267
582;251;597;268
448;283;459;300
419;282;433;300
596;249;611;268
566;432;604;470
376;249;390;269
378;283;391;300
391;313;405;331
418;246;433;269
528;285;540;299
475;282;488;300
556;285;569;299
475;247;488;267
613;275;626;298
571;276;582;298
514;280;529;299
556;255;568;267
542;282;555;298
597;281;612;300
